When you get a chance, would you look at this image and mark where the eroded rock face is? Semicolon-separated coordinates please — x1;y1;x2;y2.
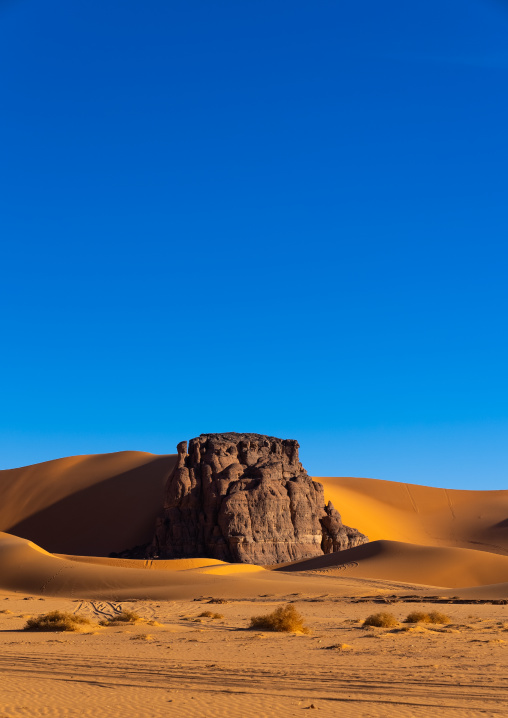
149;433;367;564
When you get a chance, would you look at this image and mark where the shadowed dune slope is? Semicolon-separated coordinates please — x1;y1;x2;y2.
278;539;508;589
0;452;177;555
319;476;508;555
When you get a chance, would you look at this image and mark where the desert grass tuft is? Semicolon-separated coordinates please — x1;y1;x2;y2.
99;610;143;626
363;612;399;628
198;611;224;619
404;611;451;625
249;604;311;634
24;611;94;632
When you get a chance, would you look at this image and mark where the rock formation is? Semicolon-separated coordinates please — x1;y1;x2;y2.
149;432;367;564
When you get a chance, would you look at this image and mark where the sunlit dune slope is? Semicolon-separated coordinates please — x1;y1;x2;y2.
279;539;508;589
0;452;177;555
58;555;225;571
319;476;508;555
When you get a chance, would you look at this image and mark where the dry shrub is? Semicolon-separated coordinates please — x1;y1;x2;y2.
363;612;399;628
24;611;94;632
198;611;224;619
208;598;228;604
404;611;430;624
428;611;451;624
404;611;451;625
99;610;143;626
249;604;310;634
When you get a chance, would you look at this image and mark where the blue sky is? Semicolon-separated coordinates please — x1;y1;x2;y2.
1;0;507;488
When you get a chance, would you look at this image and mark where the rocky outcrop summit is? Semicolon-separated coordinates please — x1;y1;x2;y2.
149;433;367;564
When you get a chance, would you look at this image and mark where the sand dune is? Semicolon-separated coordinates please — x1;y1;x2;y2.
0;451;177;555
279;539;508;589
1;530;507;602
4;451;507;558
0;531;418;600
0;531;271;600
320;476;508;554
1;451;507;600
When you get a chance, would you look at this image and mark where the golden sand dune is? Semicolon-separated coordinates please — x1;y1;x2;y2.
320;476;508;554
0;531;415;600
4;451;507;558
1;451;507;600
0;531;270;600
0;451;177;555
1;529;506;602
279;539;508;589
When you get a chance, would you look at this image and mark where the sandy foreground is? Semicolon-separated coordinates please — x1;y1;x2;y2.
0;450;507;716
1;589;507;718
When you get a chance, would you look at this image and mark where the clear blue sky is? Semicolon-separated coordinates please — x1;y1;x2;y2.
1;0;507;488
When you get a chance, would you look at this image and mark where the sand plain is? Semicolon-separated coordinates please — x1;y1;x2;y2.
0;450;507;716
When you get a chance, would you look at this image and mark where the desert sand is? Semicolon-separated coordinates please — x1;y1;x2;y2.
320;476;508;553
0;450;507;716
